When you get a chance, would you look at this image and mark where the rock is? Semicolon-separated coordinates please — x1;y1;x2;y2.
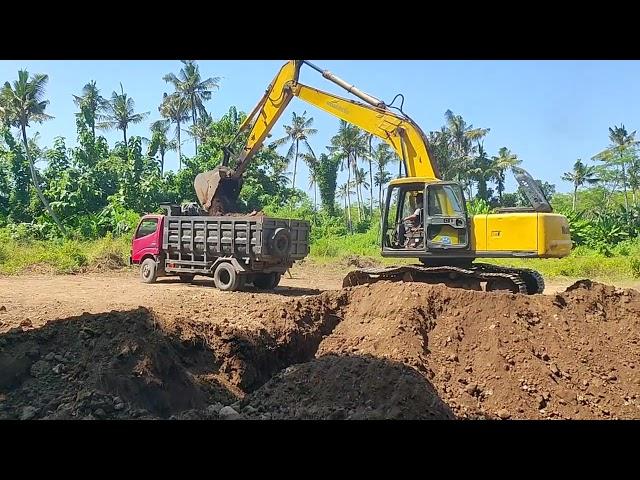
464;366;473;373
20;319;32;328
549;363;560;376
54;354;64;362
30;360;51;378
52;364;64;374
219;406;242;420
542;353;550;361
206;403;224;417
20;406;38;420
259;413;272;420
465;383;479;396
82;414;96;420
94;408;106;418
0;305;6;312
44;352;55;361
114;403;126;411
243;405;258;415
496;409;511;420
447;354;459;362
607;374;617;381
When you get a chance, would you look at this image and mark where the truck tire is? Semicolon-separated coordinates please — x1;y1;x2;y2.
213;263;240;291
270;228;291;257
179;274;195;283
140;258;158;284
253;272;281;290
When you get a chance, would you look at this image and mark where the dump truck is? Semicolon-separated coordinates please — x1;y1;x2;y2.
130;204;310;291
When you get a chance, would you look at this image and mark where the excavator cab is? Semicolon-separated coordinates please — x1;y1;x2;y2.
383;179;469;256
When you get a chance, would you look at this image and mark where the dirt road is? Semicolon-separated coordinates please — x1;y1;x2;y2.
0;263;638;420
0;262;613;333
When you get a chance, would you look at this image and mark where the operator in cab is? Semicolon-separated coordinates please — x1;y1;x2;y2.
402;192;424;228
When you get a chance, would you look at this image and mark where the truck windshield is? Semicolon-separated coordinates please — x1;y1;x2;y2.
135;219;158;238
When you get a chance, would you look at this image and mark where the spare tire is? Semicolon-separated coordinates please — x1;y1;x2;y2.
269;228;291;257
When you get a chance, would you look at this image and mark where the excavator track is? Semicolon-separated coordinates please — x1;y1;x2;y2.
342;262;546;295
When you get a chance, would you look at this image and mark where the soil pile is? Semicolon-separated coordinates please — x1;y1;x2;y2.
1;279;638;420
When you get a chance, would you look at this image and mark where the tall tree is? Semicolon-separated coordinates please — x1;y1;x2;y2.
354;167;370;220
273;111;317;191
491;147;521;203
0;70;66;234
337;183;355;228
372;143;394;216
98;83;149;152
163;60;220;154
159;92;190;169
73;81;108;140
300;152;319;211
593;125;638;211
148;119;176;176
315;152;341;215
562;159;600;210
328;121;366;231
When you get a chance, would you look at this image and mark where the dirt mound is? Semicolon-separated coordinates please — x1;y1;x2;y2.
89;252;128;271
242;355;454;420
1;278;638;420
0;308;236;420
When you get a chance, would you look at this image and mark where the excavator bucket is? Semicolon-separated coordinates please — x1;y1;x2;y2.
194;166;242;216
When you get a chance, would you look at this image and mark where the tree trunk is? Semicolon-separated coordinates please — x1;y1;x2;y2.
123;128;128;152
21;123;66;236
346;167;353;233
160;151;165;177
314;182;317;212
368;136;373;217
621;160;629;211
292;139;299;191
177;121;182;170
572;184;578;211
192;101;198;155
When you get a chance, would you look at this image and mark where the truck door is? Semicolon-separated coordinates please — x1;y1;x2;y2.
132;217;161;262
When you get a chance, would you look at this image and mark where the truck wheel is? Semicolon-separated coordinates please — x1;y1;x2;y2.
213;263;240;291
179;274;195;283
140;258;158;284
253;272;281;290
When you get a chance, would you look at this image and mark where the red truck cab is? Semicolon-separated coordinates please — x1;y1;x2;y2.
130;214;164;266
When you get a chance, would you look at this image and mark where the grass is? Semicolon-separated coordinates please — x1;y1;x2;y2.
0;233;131;275
0;225;638;282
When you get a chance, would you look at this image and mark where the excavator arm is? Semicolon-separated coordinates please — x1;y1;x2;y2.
195;60;439;214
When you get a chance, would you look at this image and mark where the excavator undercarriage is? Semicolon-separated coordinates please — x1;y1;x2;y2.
342;263;545;294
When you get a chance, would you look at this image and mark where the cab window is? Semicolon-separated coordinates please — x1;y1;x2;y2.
135;219;158;239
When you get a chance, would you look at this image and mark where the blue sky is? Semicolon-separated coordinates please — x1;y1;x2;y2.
1;60;639;195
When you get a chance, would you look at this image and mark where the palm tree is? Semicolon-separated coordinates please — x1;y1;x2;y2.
593;125;638;211
273;111;317;191
337;183;355;228
73;81;108;139
148;120;177;176
372;143;394;216
562;159;599;210
163;60;220;154
354;167;370;220
159;92;190;169
300;152;319;211
470;145;494;202
187;111;213;148
491;147;521;203
98;83;149;152
365;133;375;215
0;70;65;234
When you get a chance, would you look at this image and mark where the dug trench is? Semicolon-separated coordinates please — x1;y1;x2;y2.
0;280;639;420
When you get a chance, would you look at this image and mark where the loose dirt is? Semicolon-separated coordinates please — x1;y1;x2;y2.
0;265;638;420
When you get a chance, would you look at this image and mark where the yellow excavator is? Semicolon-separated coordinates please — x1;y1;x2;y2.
194;60;572;294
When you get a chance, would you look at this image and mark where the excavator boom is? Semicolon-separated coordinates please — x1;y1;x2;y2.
195;60;438;214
